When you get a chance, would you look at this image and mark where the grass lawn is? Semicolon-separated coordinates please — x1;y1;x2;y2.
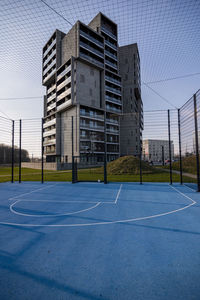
0;167;195;183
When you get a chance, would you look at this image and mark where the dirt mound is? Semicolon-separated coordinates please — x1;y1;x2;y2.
107;155;155;175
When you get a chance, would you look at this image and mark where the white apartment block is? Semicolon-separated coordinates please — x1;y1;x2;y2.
143;139;174;162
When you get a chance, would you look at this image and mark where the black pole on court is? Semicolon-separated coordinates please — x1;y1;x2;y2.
71;116;75;183
104;111;107;184
19;119;22;183
139;138;142;184
193;94;200;192
41;118;44;184
168;110;172;185
161;145;164;166
178;109;183;185
11;120;15;183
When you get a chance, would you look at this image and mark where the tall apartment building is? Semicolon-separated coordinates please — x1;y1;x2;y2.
42;12;142;163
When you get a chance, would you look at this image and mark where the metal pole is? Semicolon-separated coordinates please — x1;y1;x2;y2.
178;109;183;185
104;111;107;184
168;110;172;184
19;119;22;183
161;145;164;166
41;118;44;183
139;138;142;184
71;116;75;183
11;120;14;183
193;94;200;192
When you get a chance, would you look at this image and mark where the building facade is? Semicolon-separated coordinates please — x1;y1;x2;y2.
119;44;143;156
142;139;174;163
42;12;142;163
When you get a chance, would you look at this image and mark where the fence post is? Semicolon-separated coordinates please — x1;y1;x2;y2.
161;145;165;166
168;110;172;184
41;118;44;184
177;109;183;184
71;116;75;183
139;138;142;184
11;120;14;183
19;119;22;183
104;111;107;184
193;94;200;192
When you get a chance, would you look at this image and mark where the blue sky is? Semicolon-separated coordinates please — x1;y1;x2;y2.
0;0;200;120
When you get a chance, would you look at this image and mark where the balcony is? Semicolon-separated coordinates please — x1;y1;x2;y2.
43;39;56;58
57;88;71;101
106;128;119;134
43;128;56;138
57;77;71;92
57;65;71;81
105;75;121;86
43;49;56;67
47;102;56;111
80;41;104;59
105;96;122;105
106;118;119;125
101;26;117;41
105;50;117;61
47;84;56;94
43;68;56;84
43;59;56;76
43;118;56;128
80;111;104;121
47;93;56;103
107;141;119;144
80;30;104;48
105;60;118;70
80;136;105;143
105;40;117;51
80;52;104;68
80;123;104;132
43;138;56;146
57;100;72;112
106;105;121;114
106;86;121;96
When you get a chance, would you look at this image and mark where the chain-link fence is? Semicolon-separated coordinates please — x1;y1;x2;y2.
1;89;200;190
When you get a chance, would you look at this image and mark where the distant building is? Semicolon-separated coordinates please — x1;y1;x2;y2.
142;139;174;162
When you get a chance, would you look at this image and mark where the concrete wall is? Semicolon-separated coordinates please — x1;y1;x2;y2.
119;44;142;156
62;24;78;65
88;13;101;33
76;60;101;109
56;30;65;69
59;106;79;162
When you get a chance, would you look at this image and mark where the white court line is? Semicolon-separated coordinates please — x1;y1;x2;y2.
169;185;197;204
0;184;197;227
115;184;122;204
8;199;115;204
8;184;58;201
10;200;100;217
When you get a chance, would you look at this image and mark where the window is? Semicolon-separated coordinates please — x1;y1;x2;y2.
89;88;93;96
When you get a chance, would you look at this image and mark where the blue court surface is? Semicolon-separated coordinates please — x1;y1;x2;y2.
0;182;200;300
